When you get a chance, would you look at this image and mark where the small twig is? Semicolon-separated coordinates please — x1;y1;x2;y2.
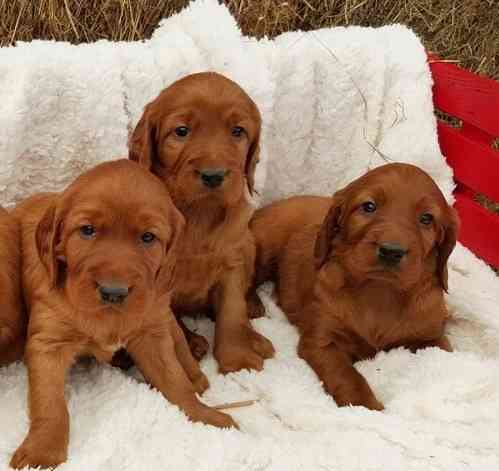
428;59;460;64
213;399;258;410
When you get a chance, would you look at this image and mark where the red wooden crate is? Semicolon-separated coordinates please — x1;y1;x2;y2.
429;56;499;267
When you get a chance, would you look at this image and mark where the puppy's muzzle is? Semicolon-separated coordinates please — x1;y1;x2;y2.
377;242;408;266
97;281;130;305
197;168;229;188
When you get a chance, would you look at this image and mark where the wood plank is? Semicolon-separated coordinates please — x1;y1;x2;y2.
437;122;499;201
454;190;499;267
430;58;499;137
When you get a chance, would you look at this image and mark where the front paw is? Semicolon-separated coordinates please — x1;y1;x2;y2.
11;431;67;469
187;332;210;361
247;292;266;319
185;403;238;429
334;391;384;411
215;325;275;374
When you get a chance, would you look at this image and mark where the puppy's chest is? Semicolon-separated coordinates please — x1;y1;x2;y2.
340;288;444;351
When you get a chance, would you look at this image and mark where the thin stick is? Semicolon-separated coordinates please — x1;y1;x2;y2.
213;399;258;410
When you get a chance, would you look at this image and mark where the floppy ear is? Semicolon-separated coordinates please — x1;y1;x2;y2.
245;125;261;196
436;207;460;292
128;107;158;170
155;206;186;294
314;197;344;269
35;204;63;288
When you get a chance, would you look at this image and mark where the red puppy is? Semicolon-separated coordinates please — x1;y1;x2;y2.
129;72;274;373
10;160;235;470
251;163;459;410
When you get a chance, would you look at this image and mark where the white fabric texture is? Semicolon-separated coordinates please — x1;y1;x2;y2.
0;0;498;470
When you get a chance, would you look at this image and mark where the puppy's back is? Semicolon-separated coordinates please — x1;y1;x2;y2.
250;196;331;284
0;206;25;365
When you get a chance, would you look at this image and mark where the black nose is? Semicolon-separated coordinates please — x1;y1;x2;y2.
198;168;227;188
98;282;129;305
378;243;408;265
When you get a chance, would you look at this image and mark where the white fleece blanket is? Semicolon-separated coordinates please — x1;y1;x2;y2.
1;1;498;470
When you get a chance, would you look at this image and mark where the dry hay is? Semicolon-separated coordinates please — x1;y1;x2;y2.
0;1;498;79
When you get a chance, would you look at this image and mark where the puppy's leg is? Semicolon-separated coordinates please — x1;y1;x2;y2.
11;344;76;470
213;269;275;374
177;316;209;361
128;317;236;429
298;337;384;411
170;317;209;394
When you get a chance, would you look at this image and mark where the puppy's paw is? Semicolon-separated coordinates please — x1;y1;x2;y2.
335;393;384;411
187;332;210;361
189;405;238;429
248;329;275;359
11;433;67;469
192;372;210;395
247;293;265;319
215;325;274;374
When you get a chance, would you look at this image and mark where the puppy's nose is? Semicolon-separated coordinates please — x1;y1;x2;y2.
378;243;408;265
97;281;130;305
198;168;228;188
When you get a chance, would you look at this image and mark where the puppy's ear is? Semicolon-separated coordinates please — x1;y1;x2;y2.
129;106;158;170
436;206;460;292
35;203;63;288
245;117;261;196
156;206;186;295
314;196;344;269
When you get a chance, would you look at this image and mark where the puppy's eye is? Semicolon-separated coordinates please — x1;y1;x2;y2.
141;232;156;244
420;213;434;225
174;126;190;138
231;126;245;138
80;225;96;239
360;201;377;213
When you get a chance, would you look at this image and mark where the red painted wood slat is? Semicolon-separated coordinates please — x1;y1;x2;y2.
437;122;499;201
430;58;499;137
454;189;499;267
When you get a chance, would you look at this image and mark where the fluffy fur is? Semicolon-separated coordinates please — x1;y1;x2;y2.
0;207;25;366
129;72;274;373
10;160;235;470
251;163;459;410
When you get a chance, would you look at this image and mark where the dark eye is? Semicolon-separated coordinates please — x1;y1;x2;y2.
174;126;190;137
80;225;96;239
231;126;245;137
141;232;156;244
360;201;377;213
420;213;434;225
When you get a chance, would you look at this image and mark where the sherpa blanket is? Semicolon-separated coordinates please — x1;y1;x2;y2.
0;1;498;470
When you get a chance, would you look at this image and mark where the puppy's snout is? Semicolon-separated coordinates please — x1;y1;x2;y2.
97;281;130;305
377;243;408;266
197;168;229;188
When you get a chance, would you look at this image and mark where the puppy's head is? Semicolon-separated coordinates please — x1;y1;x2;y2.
314;163;459;291
36;159;184;315
129;72;261;209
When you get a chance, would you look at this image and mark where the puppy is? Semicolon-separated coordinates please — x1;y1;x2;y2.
129;72;274;373
10;160;235;470
0;207;25;366
251;163;459;410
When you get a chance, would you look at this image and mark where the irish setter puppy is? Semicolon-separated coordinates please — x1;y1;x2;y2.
251;163;459;410
129;72;274;373
10;160;235;470
0;207;25;366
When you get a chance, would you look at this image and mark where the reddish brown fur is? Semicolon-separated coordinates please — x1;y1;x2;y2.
10;160;235;470
0;207;25;366
129;72;274;373
251;163;459;410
